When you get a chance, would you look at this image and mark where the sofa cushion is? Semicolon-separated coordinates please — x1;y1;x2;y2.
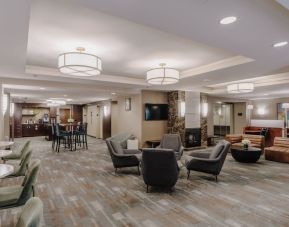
265;146;289;153
111;140;124;154
225;135;242;144
273;137;289;148
209;143;224;159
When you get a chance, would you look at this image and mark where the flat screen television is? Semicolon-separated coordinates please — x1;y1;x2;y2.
145;103;168;121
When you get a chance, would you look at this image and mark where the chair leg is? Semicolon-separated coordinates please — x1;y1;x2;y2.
115;168;117;174
187;170;190;180
32;185;35;196
137;166;140;175
215;175;218;182
146;185;149;193
85;135;88;149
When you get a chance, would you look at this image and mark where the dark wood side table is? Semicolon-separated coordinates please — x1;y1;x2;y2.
207;135;218;146
145;140;161;148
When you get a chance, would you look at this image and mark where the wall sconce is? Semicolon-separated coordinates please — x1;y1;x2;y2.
247;104;254;110
257;107;265;115
10;103;14;117
247;104;253;125
202;102;208;117
2;94;8;115
178;101;185;117
103;106;108;117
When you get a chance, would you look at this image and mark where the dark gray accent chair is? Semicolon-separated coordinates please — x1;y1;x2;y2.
106;133;141;174
185;140;230;182
0;159;41;209
142;148;179;192
157;134;184;160
16;197;43;227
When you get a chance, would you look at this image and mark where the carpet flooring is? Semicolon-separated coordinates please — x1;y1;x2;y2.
1;137;289;227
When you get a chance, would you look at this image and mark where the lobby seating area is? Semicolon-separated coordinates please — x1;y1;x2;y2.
1;137;289;226
2;0;289;226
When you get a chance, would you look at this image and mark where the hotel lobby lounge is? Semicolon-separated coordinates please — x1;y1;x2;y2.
1;0;289;226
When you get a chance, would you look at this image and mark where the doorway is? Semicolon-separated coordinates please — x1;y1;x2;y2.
87;105;101;138
213;103;233;137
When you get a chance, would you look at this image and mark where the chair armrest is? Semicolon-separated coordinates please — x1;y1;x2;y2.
123;149;141;154
179;146;184;156
188;151;211;159
188;156;219;164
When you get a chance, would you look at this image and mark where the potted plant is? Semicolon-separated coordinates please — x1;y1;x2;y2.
242;139;251;150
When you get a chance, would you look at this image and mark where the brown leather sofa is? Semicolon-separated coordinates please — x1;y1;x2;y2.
225;134;265;153
265;137;289;163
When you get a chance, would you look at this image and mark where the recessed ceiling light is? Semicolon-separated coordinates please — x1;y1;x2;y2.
263;94;269;96
220;16;237;25
63;95;67;97
66;99;72;101
273;41;288;47
40;87;45;90
111;92;116;95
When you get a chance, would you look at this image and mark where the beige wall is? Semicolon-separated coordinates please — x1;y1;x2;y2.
141;90;168;147
111;95;142;143
110;91;168;147
251;97;289;120
233;102;246;134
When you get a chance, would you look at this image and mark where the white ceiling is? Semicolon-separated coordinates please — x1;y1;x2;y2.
1;0;289;103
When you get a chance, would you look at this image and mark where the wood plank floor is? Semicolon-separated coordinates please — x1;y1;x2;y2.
1;137;289;227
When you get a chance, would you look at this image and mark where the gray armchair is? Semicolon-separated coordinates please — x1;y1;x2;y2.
3;140;31;162
157;134;184;160
16;197;43;227
6;149;32;178
185;140;230;182
106;133;141;175
0;159;41;209
142;149;179;192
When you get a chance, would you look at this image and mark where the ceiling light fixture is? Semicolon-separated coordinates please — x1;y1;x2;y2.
220;16;237;25
111;93;116;95
46;99;66;107
273;41;288;47
58;47;102;77
146;63;180;85
40;87;45;90
227;83;254;93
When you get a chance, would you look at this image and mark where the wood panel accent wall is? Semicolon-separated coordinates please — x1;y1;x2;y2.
72;105;83;123
14;103;23;138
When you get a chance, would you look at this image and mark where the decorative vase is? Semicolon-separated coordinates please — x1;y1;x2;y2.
244;144;248;150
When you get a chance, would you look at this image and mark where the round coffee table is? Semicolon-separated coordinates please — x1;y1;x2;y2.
231;146;262;163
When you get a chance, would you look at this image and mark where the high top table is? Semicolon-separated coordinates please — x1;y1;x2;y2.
0;164;14;178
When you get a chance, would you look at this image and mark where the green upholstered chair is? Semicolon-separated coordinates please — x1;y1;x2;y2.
16;197;43;227
6;150;32;178
3;141;31;161
0;159;41;209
